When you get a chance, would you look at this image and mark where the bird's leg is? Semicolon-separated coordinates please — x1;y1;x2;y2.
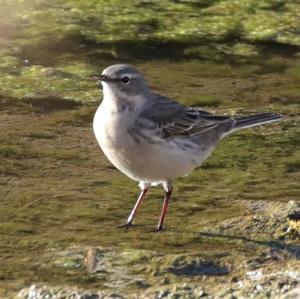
156;181;173;231
126;188;148;227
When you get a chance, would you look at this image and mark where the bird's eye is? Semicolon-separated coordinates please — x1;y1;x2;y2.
121;76;130;84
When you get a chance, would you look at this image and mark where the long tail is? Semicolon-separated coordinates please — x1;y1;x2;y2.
229;112;283;134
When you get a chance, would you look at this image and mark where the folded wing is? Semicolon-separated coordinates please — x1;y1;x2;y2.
138;93;234;139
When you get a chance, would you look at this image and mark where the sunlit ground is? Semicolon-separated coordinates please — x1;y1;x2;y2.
0;0;299;298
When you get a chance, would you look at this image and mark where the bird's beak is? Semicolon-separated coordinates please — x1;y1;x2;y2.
99;74;110;82
90;75;102;82
91;74;116;82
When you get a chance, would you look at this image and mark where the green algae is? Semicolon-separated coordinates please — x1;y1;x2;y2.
1;48;300;298
7;0;300;47
0;0;300;298
1;60;299;297
2;0;300;103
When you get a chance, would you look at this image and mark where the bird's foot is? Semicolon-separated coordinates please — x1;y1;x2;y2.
118;222;132;230
155;225;165;232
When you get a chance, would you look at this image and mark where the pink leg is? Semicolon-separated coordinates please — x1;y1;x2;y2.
156;189;173;231
126;188;148;226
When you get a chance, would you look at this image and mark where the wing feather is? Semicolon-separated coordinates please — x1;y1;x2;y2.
137;93;233;139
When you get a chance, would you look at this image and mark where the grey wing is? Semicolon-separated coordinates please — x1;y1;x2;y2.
139;93;234;139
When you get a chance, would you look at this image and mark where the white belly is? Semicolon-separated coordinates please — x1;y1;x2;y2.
93;104;211;183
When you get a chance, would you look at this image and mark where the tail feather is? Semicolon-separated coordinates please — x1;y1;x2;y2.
230;112;283;133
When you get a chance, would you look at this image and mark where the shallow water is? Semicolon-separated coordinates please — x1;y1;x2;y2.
0;0;300;298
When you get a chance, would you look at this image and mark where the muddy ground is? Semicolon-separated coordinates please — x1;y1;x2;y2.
0;72;299;298
1;0;300;298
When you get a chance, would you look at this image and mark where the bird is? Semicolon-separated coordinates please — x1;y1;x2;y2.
93;64;283;231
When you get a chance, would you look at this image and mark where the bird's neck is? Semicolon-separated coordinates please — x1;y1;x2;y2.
101;85;149;115
101;84;125;113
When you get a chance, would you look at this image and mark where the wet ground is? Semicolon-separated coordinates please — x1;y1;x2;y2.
0;0;300;298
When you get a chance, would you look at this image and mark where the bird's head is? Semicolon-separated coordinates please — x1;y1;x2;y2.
97;64;150;103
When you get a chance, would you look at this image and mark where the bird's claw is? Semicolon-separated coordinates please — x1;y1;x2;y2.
118;222;132;230
155;225;164;232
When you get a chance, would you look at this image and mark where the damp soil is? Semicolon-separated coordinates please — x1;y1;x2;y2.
0;0;300;298
1;60;299;298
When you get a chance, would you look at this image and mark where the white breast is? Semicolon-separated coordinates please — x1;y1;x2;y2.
93;103;211;184
93;100;138;176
